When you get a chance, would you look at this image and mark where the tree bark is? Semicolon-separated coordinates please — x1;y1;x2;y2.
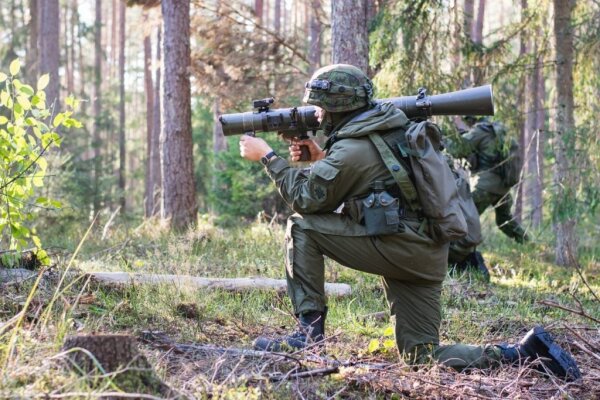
39;0;60;109
531;45;545;227
274;0;281;34
160;0;197;229
92;0;103;215
118;0;126;212
515;0;529;223
331;0;369;73
472;0;485;44
463;0;475;44
471;0;486;86
523;26;546;228
552;0;578;266
143;11;154;218
308;0;322;72
66;1;75;94
25;0;38;83
212;98;227;153
255;0;263;25
111;0;118;80
151;27;162;216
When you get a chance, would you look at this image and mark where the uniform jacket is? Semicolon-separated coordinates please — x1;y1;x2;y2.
264;102;448;282
447;122;509;195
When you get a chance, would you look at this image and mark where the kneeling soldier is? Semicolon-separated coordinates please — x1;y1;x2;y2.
238;64;580;381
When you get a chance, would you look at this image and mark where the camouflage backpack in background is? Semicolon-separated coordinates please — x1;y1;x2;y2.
492;122;523;188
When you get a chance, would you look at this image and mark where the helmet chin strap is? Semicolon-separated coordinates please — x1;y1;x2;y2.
320;110;346;136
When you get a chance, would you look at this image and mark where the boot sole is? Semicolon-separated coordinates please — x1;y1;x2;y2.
521;326;582;381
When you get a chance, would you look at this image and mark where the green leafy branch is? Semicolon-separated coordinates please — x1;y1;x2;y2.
0;59;82;263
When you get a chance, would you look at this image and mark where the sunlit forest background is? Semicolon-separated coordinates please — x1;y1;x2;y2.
1;0;598;258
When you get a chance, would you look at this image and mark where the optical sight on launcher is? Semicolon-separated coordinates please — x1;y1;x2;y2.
219;85;495;161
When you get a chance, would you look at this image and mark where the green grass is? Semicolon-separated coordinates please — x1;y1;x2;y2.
1;213;598;399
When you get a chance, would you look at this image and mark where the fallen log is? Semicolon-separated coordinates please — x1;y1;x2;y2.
88;271;352;297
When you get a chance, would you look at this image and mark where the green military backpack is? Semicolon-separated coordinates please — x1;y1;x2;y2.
370;120;468;244
452;163;482;248
491;122;523;188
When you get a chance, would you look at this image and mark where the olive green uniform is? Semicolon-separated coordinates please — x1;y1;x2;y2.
263;103;501;369
447;122;528;243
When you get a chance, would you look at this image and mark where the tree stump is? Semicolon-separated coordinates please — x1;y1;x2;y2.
0;250;41;270
61;334;179;398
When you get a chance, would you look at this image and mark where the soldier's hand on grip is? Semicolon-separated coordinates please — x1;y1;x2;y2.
289;139;325;162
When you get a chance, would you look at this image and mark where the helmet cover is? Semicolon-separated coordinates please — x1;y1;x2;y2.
303;64;373;112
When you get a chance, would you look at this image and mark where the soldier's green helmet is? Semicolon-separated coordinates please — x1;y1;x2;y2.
303;64;374;113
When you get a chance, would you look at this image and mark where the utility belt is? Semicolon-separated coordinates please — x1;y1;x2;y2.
342;181;426;236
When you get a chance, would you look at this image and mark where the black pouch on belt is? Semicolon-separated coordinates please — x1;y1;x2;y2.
362;182;400;236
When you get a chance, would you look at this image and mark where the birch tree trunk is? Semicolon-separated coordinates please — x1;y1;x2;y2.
552;0;578;266
160;0;197;229
331;0;369;73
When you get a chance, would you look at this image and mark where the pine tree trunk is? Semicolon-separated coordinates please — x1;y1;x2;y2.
331;0;369;73
111;0;118;81
92;0;103;215
452;0;461;75
151;27;162;216
531;45;545;227
255;0;263;24
118;0;126;212
515;0;529;224
143;11;154;218
26;0;38;84
523;26;546;228
212;99;227;153
308;0;322;73
472;0;485;43
274;0;281;34
463;0;474;44
471;0;486;85
66;1;75;93
160;0;197;229
552;0;578;266
39;0;60;109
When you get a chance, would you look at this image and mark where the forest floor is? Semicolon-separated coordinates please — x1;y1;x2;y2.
0;213;599;399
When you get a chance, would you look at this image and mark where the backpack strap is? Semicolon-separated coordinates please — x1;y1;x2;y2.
368;133;421;213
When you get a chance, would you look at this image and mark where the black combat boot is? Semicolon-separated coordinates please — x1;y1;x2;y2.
253;309;326;352
455;251;490;281
498;326;581;381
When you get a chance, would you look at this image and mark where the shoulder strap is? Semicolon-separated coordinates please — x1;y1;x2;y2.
368;133;421;212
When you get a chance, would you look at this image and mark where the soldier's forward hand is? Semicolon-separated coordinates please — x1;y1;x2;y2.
239;135;273;162
289;139;325;162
